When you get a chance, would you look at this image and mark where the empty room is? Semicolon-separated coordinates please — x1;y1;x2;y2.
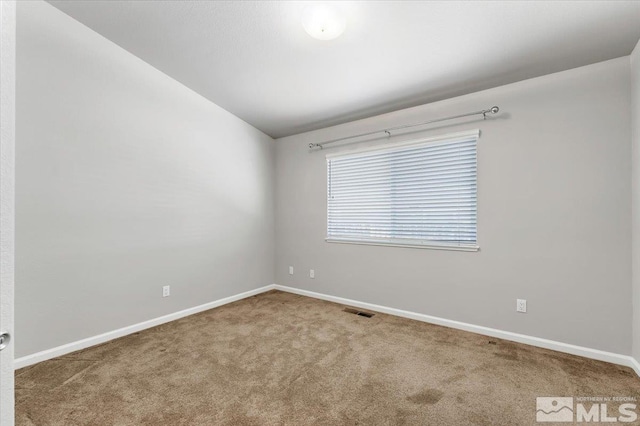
2;0;640;424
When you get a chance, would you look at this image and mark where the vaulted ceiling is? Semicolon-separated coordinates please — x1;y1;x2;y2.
47;1;640;138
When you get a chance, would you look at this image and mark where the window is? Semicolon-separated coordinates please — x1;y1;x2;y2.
326;130;478;251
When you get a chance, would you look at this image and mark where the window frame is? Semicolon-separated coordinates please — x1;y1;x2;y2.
325;129;480;252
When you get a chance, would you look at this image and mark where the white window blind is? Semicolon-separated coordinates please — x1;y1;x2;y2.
326;130;479;251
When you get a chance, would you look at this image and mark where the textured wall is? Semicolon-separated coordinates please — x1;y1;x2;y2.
15;1;275;358
276;58;632;355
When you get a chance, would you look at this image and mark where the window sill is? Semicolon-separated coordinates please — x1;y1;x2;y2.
325;238;479;252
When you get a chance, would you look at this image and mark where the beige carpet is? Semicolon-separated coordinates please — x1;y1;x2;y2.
15;290;640;425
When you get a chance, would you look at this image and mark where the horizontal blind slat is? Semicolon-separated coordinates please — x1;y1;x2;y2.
327;232;477;241
329;193;476;203
328;229;477;235
330;162;476;181
331;184;477;197
330;139;476;165
330;174;476;190
329;153;476;175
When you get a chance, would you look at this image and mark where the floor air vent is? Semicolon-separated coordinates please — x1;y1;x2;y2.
344;308;374;318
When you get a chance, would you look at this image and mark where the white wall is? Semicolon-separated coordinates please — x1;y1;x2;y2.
632;39;640;363
15;1;275;358
276;58;632;355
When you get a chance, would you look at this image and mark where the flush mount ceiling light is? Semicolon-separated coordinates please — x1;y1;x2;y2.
301;3;346;41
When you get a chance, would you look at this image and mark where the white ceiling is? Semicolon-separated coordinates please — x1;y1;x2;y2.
47;1;640;138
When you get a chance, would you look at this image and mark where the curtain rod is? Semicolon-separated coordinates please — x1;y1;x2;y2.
308;106;500;150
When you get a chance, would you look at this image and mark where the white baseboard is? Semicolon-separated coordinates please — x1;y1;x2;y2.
272;284;640;376
14;285;276;370
630;357;640;377
15;283;640;378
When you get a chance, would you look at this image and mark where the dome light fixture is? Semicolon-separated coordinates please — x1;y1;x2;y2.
301;3;346;41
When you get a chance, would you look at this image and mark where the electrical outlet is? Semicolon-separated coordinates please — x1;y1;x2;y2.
516;299;527;313
163;285;170;297
310;269;315;279
289;266;294;275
